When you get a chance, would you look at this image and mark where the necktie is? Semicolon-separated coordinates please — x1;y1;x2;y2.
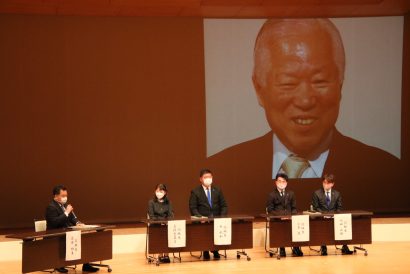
60;204;66;213
280;191;284;197
281;154;310;178
326;191;331;207
206;188;212;207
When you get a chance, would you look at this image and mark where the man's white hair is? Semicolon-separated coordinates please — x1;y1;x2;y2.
253;18;346;88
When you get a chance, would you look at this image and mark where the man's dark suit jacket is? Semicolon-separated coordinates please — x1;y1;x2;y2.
189;185;228;217
312;188;342;213
205;128;403;215
266;189;297;215
45;200;78;229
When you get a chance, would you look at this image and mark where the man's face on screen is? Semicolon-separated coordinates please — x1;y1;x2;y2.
254;27;342;157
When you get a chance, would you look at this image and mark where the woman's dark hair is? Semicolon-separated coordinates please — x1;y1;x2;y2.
153;183;169;203
155;183;167;192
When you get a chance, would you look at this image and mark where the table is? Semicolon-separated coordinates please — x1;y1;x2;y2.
141;215;254;264
261;210;372;258
6;225;114;273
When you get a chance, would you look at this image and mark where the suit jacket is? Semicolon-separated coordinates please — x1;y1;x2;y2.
205;128;403;214
45;200;78;229
312;188;342;213
267;189;297;215
189;185;228;217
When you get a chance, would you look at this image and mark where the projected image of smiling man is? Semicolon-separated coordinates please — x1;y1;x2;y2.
252;18;345;178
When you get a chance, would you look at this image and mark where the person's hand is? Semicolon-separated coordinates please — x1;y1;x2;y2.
66;204;74;214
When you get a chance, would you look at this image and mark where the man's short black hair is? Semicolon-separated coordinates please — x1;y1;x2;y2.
323;174;335;183
199;168;212;177
275;173;288;182
52;185;67;196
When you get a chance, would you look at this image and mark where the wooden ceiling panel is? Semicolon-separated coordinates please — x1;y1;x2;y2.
117;6;183;16
0;0;408;17
112;0;200;8
260;0;383;5
181;5;242;17
0;2;57;15
236;6;358;18
201;0;263;6
55;0;114;16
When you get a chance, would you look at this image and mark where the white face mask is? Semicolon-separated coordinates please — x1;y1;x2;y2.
203;178;213;187
60;197;68;204
155;192;165;200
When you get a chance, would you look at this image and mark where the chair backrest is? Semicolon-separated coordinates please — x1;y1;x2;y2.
146;213;151;226
34;220;47;232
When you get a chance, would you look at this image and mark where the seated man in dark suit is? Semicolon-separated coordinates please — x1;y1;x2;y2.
189;169;228;260
312;174;353;255
45;185;99;273
267;173;303;257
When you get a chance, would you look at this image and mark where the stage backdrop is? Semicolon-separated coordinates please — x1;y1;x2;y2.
0;15;408;229
0;15;206;228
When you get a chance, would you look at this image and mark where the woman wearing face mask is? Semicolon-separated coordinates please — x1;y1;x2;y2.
148;184;174;220
147;184;174;263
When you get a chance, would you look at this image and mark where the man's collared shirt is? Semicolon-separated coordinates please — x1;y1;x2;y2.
272;134;329;179
325;189;332;201
202;185;211;200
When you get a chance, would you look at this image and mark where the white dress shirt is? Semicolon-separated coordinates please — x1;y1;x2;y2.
325;189;332;201
272;134;330;179
202;185;211;200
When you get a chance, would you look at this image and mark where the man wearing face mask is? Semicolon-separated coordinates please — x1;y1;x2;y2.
45;185;99;273
189;169;228;260
266;173;303;257
311;174;353;256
